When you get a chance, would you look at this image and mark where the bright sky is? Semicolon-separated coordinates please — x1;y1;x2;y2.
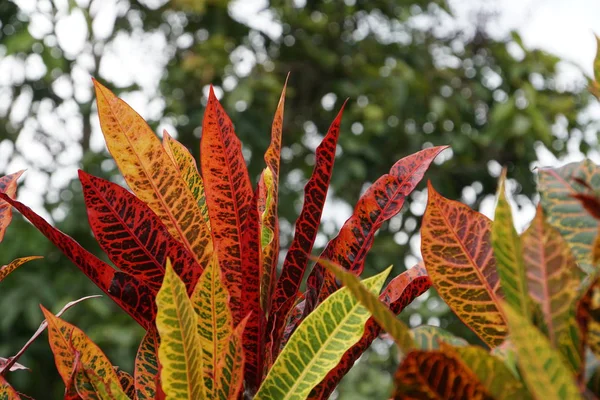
3;0;600;261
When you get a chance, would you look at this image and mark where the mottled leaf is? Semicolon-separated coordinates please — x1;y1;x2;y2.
504;303;582;400
190;255;232;395
411;325;467;350
308;146;447;310
156;260;205;399
538;160;600;273
0;170;23;243
309;263;431;399
492;171;530;319
256;268;389;400
268;103;346;355
524;205;581;371
421;182;507;347
115;369;134;399
80;171;203;293
0;193;155;327
320;259;414;353
0;376;20;400
0;256;42;283
134;328;159;400
392;347;493;400
41;306;121;397
214;316;248;400
74;361;130;400
93;80;213;269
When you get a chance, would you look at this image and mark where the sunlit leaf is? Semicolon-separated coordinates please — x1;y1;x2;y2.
214;316;248;400
0;170;24;243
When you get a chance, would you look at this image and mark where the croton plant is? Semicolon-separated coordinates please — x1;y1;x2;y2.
0;40;599;400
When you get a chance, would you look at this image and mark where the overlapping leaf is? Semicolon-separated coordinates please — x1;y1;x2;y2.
492;171;530;319
93;80;213;269
74;362;130;400
411;325;467;350
320;260;414;353
504;304;582;400
309;263;431;399
0;193;155;327
577;277;600;364
392;347;493;400
190;255;232;395
162;131;210;228
307;146;447;310
80;171;203;293
0;376;20;400
41;306;122;397
0;256;42;282
259;79;287;314
200;87;257;323
538;160;600;273
255;268;389;400
421;182;507;347
268;103;346;354
115;369;134;399
134;328;159;400
0;170;23;243
214;317;248;400
156;260;205;399
450;343;531;399
523;205;581;371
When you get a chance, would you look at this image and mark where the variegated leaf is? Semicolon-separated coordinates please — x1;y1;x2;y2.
0;170;24;243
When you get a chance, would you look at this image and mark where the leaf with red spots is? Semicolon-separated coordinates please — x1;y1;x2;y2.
309;263;431;399
305;146;447;314
200;87;257;325
421;182;507;347
79;170;203;293
268;103;346;355
0;170;24;243
259;79;287;314
0;193;155;328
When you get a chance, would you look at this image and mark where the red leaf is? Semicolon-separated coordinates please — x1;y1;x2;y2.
305;146;447;313
79;171;203;294
308;264;431;399
0;193;155;328
200;87;256;324
268;103;346;352
0;170;24;243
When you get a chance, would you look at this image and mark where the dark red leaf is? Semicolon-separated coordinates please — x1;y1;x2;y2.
79;171;203;294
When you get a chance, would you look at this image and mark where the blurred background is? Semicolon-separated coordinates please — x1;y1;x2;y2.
0;0;599;398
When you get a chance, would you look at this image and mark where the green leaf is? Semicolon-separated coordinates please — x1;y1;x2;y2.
503;303;582;400
492;171;531;319
156;259;206;399
74;361;130;400
411;325;467;350
255;268;390;400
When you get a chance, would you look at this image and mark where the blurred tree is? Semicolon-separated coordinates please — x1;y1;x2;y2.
0;0;595;398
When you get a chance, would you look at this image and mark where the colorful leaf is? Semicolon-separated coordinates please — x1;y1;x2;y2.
0;376;21;400
190;255;232;395
93;80;213;269
421;182;507;347
214;316;248;400
80;171;203;293
156;260;205;399
320;259;414;353
259;79;287;314
492;171;530;319
0;193;155;327
307;146;447;310
0;256;42;282
256;268;389;400
0;170;24;243
449;343;531;400
309;263;431;399
411;325;467;350
538;159;600;273
392;347;493;400
577;277;600;368
74;361;130;400
200;87;257;323
523;205;581;371
134;328;160;400
115;369;134;399
41;306;121;397
162;131;210;229
503;303;582;400
268;103;346;354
